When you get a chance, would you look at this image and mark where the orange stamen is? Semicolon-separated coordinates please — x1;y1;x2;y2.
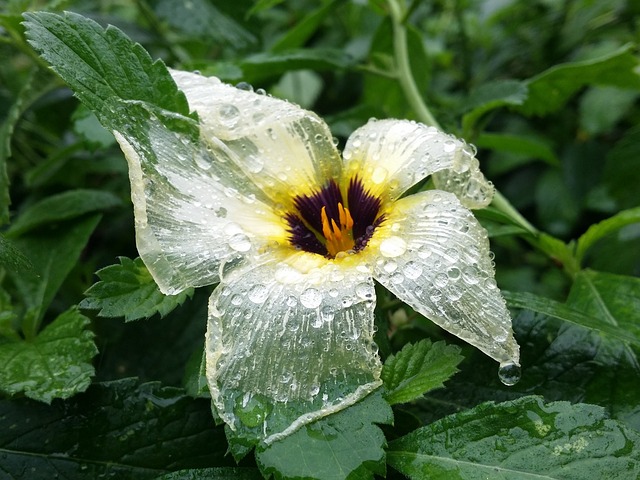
321;203;355;257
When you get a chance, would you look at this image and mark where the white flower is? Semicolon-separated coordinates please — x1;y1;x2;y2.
113;69;520;444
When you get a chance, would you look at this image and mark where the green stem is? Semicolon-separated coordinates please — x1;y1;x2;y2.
387;0;440;128
491;190;539;236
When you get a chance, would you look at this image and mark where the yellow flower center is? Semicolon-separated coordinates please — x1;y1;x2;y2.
321;203;355;257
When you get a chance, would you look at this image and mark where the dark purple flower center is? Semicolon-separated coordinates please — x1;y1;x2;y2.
285;177;384;258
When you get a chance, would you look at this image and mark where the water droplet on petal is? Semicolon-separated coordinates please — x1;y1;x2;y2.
355;282;374;301
443;139;457;153
498;361;521;386
248;284;269;304
229;233;251;252
218;104;240;127
379;236;407;258
404;261;423;279
371;166;388;184
300;288;322;309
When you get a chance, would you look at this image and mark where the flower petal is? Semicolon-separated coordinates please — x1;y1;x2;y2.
342;119;495;208
206;251;382;444
113;109;286;295
170;69;342;205
369;190;520;365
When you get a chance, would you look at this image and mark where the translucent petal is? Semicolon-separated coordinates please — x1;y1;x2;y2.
206;251;382;444
170;70;342;205
369;190;520;365
114;113;285;295
342;119;495;208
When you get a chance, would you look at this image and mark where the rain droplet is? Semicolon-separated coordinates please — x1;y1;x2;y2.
404;261;423;279
248;284;269;304
300;288;322;309
355;282;374;300
443;139;457;153
379;236;407;258
371;166;388;184
231;294;243;306
235;82;253;91
218;104;240;127
498;362;521;386
229;233;251;252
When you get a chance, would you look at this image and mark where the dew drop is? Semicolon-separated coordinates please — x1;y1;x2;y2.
300;288;322;309
355;282;374;300
228;233;251;252
404;261;423;280
230;294;243;306
379;236;407;258
218;104;240;127
443;139;457;153
235;82;253;91
248;284;269;304
498;362;521;386
371;166;388;184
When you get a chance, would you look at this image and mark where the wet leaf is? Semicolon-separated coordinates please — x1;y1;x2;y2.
0;379;233;479
382;339;463;405
254;391;393;480
6;188;121;237
80;256;193;321
461;80;528;134
22;11;192;130
0;233;34;276
155;468;262;480
0;307;96;403
576;207;640;264
518;44;640;116
388;396;640;479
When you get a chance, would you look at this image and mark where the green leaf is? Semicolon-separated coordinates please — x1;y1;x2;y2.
576;206;640;263
0;233;34;275
0;307;96;403
567;270;640;339
270;0;338;52
80;257;194;321
22;11;192;130
6;188;121;237
7;214;102;323
518;44;640;116
155;468;262;480
604;125;640;209
0;379;234;479
476;132;560;168
461;80;528;135
382;339;463;405
387;396;640;479
238;48;355;83
503;290;640;348
254;391;393;480
579;86;639;136
154;0;256;48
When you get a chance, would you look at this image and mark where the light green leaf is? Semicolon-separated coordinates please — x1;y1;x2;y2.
461;80;528;135
254;391;393;480
0;307;96;403
382;339;463;405
0;379;233;478
80;257;194;322
576;207;640;263
23;11;192;130
518;44;640;116
503;290;640;348
388;396;640;479
6;189;121;237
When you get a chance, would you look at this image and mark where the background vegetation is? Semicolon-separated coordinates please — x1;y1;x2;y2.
1;0;639;478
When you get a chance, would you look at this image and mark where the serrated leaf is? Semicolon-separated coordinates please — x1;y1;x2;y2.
254;391;393;480
518;44;640;116
0;307;96;403
381;339;463;405
6;189;121;237
0;379;234;479
22;11;192;130
576;206;640;263
387;396;640;479
503;290;640;348
80;257;193;321
8;214;102;326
